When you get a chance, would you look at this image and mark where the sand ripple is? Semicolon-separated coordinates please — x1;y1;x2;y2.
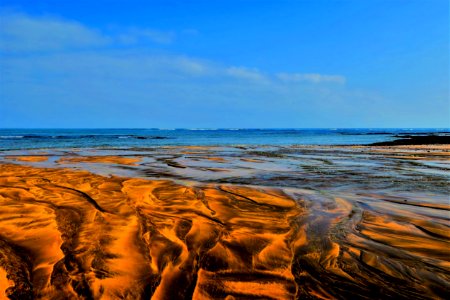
0;163;449;299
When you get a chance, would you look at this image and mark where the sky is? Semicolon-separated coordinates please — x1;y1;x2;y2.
0;0;448;128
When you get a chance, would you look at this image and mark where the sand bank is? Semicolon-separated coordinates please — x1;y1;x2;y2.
0;160;448;299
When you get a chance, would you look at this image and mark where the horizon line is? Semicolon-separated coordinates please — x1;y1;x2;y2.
0;127;449;130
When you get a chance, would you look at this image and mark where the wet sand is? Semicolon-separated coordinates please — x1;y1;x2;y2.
0;145;449;299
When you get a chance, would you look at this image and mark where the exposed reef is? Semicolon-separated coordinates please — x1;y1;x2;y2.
370;135;450;146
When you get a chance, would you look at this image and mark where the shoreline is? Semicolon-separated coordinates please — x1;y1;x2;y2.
1;129;449;152
0;137;449;152
1;144;448;193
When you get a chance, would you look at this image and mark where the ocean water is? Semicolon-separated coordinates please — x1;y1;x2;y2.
0;128;448;150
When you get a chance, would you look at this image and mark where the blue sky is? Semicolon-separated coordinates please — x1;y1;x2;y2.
0;0;448;128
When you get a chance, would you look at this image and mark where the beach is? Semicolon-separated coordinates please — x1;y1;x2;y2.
2;0;449;297
0;144;449;299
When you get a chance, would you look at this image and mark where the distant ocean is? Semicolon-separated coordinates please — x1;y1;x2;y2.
0;128;448;150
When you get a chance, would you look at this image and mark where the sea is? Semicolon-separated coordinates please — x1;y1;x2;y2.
0;128;448;150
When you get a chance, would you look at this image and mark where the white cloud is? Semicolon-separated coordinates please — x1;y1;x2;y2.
117;28;175;45
276;72;346;84
0;13;110;52
174;57;210;75
226;67;267;82
0;12;177;52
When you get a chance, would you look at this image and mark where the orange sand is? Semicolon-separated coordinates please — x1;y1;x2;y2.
204;157;227;162
240;158;264;163
0;161;448;299
5;156;49;162
57;156;141;165
0;164;302;299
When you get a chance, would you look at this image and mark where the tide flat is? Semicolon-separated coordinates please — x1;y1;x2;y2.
0;145;449;299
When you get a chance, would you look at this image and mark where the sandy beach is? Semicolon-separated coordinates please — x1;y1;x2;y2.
0;145;449;299
2;0;448;297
